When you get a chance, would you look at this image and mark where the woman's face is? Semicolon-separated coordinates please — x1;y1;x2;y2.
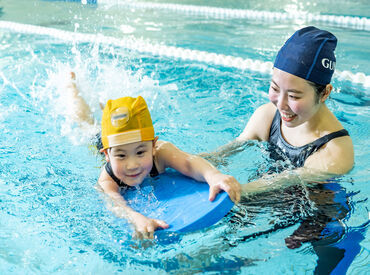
268;68;323;128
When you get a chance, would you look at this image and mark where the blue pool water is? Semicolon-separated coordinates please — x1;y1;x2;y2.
0;0;369;274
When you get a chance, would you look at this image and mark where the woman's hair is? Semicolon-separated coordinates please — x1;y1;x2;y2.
307;81;327;103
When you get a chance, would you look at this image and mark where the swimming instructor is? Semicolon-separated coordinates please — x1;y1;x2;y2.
203;26;354;191
202;26;356;274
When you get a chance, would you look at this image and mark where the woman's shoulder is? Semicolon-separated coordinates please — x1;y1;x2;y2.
251;102;277;125
257;102;277;113
305;132;354;174
238;102;277;141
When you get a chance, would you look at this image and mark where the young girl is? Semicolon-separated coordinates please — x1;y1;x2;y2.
66;75;241;239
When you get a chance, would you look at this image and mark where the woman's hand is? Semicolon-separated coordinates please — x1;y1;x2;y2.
129;211;169;239
207;172;241;203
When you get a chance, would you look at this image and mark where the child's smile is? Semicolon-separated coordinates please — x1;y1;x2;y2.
107;141;154;186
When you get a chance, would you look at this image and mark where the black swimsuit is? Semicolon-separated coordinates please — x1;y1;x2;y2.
268;110;349;167
105;161;159;188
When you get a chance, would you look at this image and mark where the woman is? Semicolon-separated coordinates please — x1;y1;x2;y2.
204;26;358;273
205;26;354;192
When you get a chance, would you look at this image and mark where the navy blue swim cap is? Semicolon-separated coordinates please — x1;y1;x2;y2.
274;26;337;85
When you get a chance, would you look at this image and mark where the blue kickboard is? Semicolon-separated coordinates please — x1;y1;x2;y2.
121;172;234;233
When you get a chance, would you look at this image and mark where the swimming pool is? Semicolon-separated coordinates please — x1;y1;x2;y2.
0;0;369;274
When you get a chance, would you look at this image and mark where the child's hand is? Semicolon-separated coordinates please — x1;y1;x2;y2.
130;212;169;239
207;172;241;203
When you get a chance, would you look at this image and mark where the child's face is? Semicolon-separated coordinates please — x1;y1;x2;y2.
106;141;154;186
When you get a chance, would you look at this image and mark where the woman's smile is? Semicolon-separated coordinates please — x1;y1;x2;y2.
280;112;297;122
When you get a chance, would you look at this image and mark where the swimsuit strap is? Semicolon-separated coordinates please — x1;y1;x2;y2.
310;129;349;151
268;110;350;167
105;161;129;188
298;129;349;167
149;159;159;177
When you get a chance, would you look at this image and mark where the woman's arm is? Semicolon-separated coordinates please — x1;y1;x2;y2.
242;146;353;197
237;102;276;142
304;135;354;174
242;167;337;196
200;103;276;166
155;141;241;203
199;140;254;167
242;136;354;196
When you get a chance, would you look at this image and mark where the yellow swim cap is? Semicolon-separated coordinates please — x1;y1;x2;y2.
101;96;155;149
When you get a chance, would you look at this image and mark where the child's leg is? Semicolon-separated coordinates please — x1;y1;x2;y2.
65;72;95;125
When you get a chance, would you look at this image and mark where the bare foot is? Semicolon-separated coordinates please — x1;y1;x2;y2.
99;102;105;110
65;72;95;125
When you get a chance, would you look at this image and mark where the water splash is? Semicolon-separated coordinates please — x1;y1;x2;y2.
33;42;178;146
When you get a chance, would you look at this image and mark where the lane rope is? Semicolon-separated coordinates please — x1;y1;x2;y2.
0;20;369;87
104;1;370;31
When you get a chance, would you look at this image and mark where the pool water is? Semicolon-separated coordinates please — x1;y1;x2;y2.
1;0;369;274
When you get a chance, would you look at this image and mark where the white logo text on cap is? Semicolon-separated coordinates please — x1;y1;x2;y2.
321;58;336;70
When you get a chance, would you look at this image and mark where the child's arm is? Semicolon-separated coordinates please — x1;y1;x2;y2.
155;141;241;203
98;170;169;239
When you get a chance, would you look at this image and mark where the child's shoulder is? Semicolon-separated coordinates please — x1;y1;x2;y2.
98;166;117;188
154;140;178;161
154;140;174;151
98;164;110;183
153;140;182;172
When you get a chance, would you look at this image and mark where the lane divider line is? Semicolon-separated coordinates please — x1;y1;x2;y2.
0;20;369;87
109;1;370;31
